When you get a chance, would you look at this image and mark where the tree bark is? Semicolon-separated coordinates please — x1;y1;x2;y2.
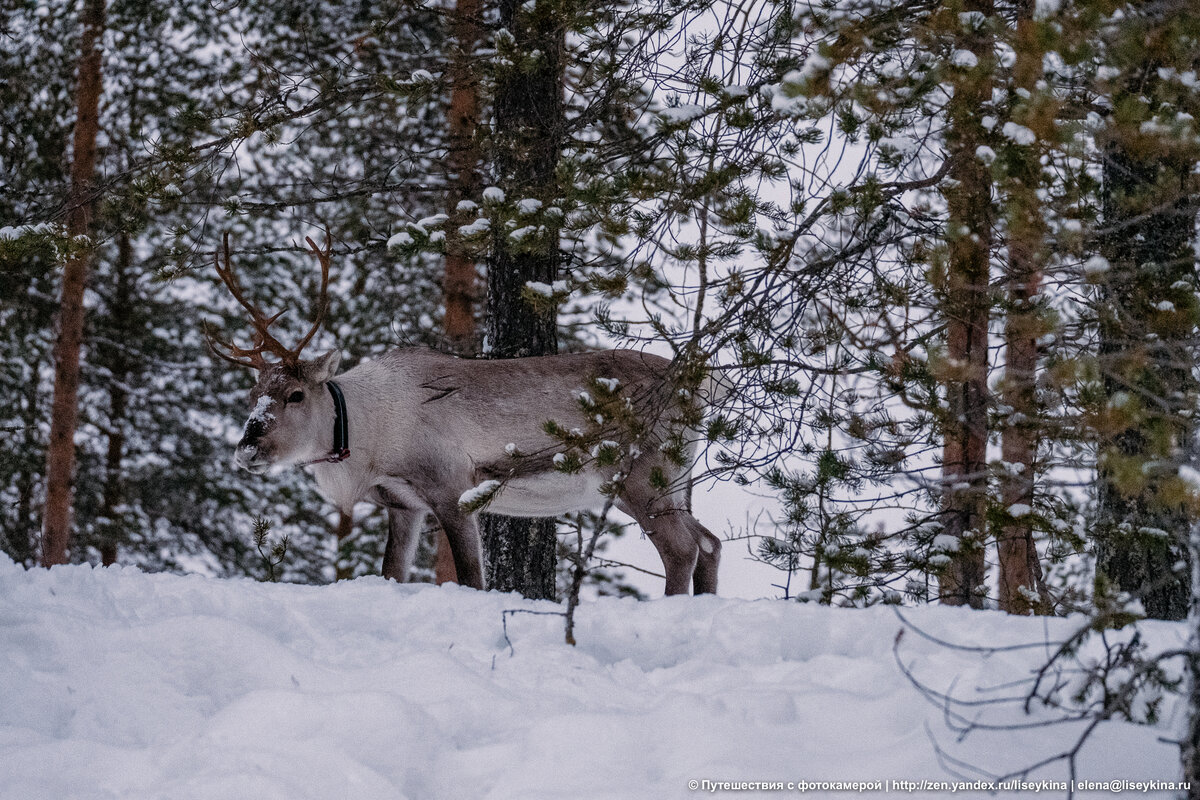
996;0;1048;614
1095;133;1194;621
938;0;993;609
97;230;132;567
443;0;483;357
433;0;485;585
42;0;106;567
335;510;354;581
479;0;565;600
10;376;42;566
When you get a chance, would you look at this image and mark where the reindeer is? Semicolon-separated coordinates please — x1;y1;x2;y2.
209;234;722;595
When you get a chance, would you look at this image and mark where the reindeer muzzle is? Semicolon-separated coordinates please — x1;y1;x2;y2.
234;440;271;474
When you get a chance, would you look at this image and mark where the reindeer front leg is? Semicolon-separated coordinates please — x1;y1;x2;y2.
383;506;426;582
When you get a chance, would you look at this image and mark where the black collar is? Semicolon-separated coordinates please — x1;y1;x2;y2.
302;380;350;466
327;380;350;461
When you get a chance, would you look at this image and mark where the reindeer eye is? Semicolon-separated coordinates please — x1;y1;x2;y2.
287;391;305;405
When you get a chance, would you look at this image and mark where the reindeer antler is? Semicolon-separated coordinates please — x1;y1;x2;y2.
294;234;331;357
207;231;333;371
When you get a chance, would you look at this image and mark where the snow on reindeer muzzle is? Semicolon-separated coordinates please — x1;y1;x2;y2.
234;396;276;474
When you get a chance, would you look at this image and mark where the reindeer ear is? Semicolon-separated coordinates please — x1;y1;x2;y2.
304;350;342;383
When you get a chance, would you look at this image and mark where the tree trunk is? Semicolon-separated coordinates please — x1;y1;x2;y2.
434;0;485;585
1094;135;1194;621
42;0;106;567
938;0;993;609
97;231;133;567
443;0;482;356
479;0;565;600
335;510;354;581
10;376;43;566
996;0;1048;614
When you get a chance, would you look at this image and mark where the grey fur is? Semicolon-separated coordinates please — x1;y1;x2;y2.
232;347;721;595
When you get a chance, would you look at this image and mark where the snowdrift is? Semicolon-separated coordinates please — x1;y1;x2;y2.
0;555;1187;799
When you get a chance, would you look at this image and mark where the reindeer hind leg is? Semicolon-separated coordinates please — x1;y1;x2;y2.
685;515;721;594
618;495;700;596
432;504;485;590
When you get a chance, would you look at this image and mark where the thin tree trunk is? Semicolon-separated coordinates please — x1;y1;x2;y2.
479;0;565;600
443;0;482;356
938;0;993;609
335;510;354;581
996;0;1048;614
98;231;132;566
42;0;106;567
434;0;484;585
14;467;36;565
11;377;42;565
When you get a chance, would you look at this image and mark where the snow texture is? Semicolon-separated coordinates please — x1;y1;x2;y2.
1034;0;1062;17
1001;122;1037;145
0;222;55;240
524;280;569;297
658;104;705;123
932;533;961;552
458;480;501;509
0;557;1184;799
1083;255;1110;276
950;50;978;69
789;52;830;83
1180;464;1200;491
417;214;449;229
387;231;416;249
458;219;491;237
246;395;275;428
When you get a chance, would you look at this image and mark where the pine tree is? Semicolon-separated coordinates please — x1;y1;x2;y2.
995;0;1051;614
2;0;457;580
434;0;486;585
477;0;568;600
936;0;996;609
0;0;72;563
1092;6;1199;620
41;0;105;566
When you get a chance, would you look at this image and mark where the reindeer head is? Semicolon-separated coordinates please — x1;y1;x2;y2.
208;233;342;474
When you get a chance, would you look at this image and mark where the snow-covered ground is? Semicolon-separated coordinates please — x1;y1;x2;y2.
0;555;1188;799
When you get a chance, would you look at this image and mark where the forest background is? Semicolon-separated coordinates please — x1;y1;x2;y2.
3;0;1200;723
